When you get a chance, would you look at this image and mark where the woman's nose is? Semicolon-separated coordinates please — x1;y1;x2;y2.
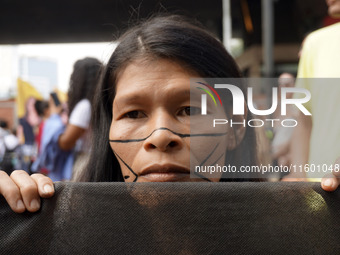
143;113;185;152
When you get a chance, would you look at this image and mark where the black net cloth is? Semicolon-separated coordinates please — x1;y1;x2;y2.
1;182;340;254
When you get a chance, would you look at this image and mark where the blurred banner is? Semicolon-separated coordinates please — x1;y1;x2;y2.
16;56;67;118
1;182;339;254
16;78;43;118
16;79;67;118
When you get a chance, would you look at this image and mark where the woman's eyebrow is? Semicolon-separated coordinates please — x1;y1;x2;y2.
114;94;146;106
115;89;192;106
164;89;191;98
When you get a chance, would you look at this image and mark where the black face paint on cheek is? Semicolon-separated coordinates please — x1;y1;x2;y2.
109;127;228;182
109;127;228;143
191;142;224;182
199;142;220;166
113;151;138;182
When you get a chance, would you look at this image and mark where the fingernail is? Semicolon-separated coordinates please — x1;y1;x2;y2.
30;199;40;210
43;184;53;194
324;179;333;187
16;200;25;210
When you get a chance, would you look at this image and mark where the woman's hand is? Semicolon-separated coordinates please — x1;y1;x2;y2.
321;173;340;192
321;157;340;192
0;170;54;213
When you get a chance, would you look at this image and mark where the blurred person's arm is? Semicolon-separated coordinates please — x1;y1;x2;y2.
58;125;86;151
282;112;311;180
49;96;87;151
281;34;313;181
16;125;24;144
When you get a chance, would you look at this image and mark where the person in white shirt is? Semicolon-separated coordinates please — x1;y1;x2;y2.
32;57;103;181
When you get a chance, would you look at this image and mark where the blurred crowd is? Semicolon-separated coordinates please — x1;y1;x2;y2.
0;57;102;181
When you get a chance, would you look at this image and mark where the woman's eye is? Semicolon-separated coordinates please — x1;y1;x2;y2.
179;106;201;116
123;111;146;119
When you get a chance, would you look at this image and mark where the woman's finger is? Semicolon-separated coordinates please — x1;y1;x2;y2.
0;170;26;213
321;173;339;192
10;170;41;212
31;174;55;198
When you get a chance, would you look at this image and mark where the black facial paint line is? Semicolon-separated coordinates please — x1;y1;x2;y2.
198;142;220;167
109;127;228;143
109;128;225;183
190;143;224;182
113;151;138;182
190;132;228;138
192;171;212;182
210;153;224;166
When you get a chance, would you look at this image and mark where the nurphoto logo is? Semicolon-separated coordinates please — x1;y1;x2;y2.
196;81;311;128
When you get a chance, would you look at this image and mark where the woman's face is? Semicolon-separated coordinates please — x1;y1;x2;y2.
109;59;228;182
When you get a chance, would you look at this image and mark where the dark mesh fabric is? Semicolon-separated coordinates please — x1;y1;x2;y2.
1;182;340;254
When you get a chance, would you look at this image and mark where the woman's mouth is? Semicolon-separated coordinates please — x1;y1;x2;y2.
139;164;190;182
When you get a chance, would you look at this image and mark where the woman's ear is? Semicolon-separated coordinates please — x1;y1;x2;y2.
227;102;248;150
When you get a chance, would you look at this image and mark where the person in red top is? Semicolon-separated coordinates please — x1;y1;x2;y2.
33;100;50;175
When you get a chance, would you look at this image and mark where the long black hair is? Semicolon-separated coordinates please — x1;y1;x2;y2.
79;15;257;182
67;57;103;117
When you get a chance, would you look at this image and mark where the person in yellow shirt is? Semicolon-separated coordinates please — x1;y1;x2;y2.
291;0;340;186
